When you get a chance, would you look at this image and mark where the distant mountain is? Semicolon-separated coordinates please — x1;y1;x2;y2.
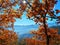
14;24;60;34
14;24;39;27
13;24;39;35
13;24;60;40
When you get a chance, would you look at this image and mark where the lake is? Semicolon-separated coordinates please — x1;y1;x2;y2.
14;25;39;35
8;24;60;39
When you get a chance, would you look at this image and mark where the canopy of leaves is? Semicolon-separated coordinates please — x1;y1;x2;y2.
0;28;18;45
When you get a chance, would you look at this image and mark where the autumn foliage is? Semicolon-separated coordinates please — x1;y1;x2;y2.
0;0;60;45
0;28;18;45
22;0;60;45
27;25;60;45
0;0;21;45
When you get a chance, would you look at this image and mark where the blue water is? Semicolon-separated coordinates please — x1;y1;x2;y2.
8;24;60;39
12;24;60;35
14;25;39;35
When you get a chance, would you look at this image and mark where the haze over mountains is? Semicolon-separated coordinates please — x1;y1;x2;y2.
14;24;60;40
14;23;60;34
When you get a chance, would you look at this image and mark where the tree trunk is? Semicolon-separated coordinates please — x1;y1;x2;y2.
43;16;49;45
44;0;49;45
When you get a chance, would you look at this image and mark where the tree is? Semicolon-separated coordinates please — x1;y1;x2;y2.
0;0;60;45
0;28;18;45
0;0;22;45
19;0;60;45
0;0;23;30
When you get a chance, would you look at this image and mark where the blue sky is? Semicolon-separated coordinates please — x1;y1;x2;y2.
14;11;36;25
14;0;60;25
